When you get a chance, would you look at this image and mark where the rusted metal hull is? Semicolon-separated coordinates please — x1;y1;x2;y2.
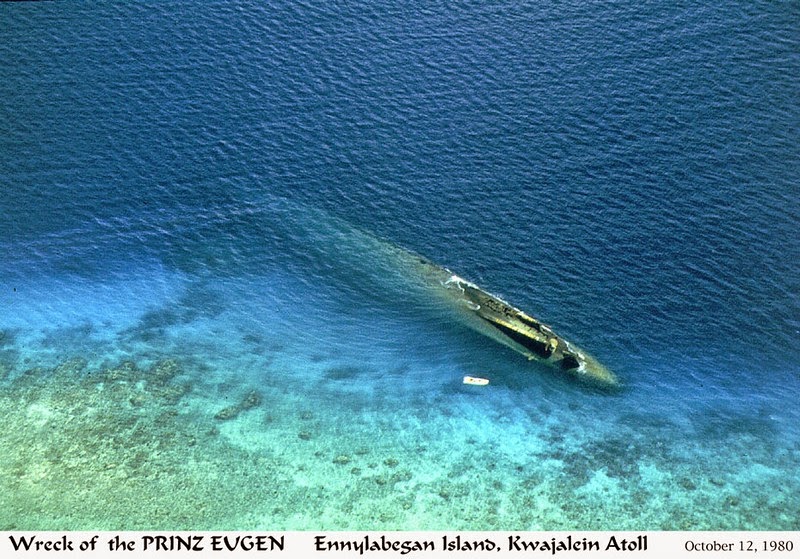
411;256;618;387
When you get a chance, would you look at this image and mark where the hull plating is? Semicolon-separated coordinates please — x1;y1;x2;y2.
408;255;618;388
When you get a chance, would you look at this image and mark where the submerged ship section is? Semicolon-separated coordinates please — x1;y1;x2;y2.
315;211;618;388
407;254;618;388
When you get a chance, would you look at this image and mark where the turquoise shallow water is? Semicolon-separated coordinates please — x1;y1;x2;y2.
1;1;798;529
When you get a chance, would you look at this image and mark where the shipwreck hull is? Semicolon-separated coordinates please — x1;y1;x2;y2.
405;254;618;388
278;201;617;388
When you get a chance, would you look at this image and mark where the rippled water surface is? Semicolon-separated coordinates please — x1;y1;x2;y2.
1;1;798;529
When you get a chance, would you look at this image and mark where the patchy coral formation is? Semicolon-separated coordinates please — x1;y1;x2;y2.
213;390;262;421
0;357;279;529
1;350;798;530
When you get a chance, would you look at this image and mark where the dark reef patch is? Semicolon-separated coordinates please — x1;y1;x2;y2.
0;355;287;530
0;348;20;381
691;407;779;441
324;365;368;381
40;322;96;349
0;328;17;348
120;284;227;343
213;390;262;420
548;427;674;488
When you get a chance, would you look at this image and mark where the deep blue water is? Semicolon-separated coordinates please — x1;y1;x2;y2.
1;1;798;529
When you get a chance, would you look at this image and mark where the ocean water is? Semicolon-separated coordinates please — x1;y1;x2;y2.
1;0;798;530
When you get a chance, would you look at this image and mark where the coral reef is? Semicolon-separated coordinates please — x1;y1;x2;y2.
0;357;279;529
213;390;262;420
2;353;798;531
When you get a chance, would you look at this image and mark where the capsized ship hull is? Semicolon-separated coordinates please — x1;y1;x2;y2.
409;255;618;387
276;201;617;387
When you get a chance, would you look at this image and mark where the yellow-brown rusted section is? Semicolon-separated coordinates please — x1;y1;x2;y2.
411;256;618;387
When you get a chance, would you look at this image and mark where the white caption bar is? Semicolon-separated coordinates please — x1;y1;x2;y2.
1;531;796;558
